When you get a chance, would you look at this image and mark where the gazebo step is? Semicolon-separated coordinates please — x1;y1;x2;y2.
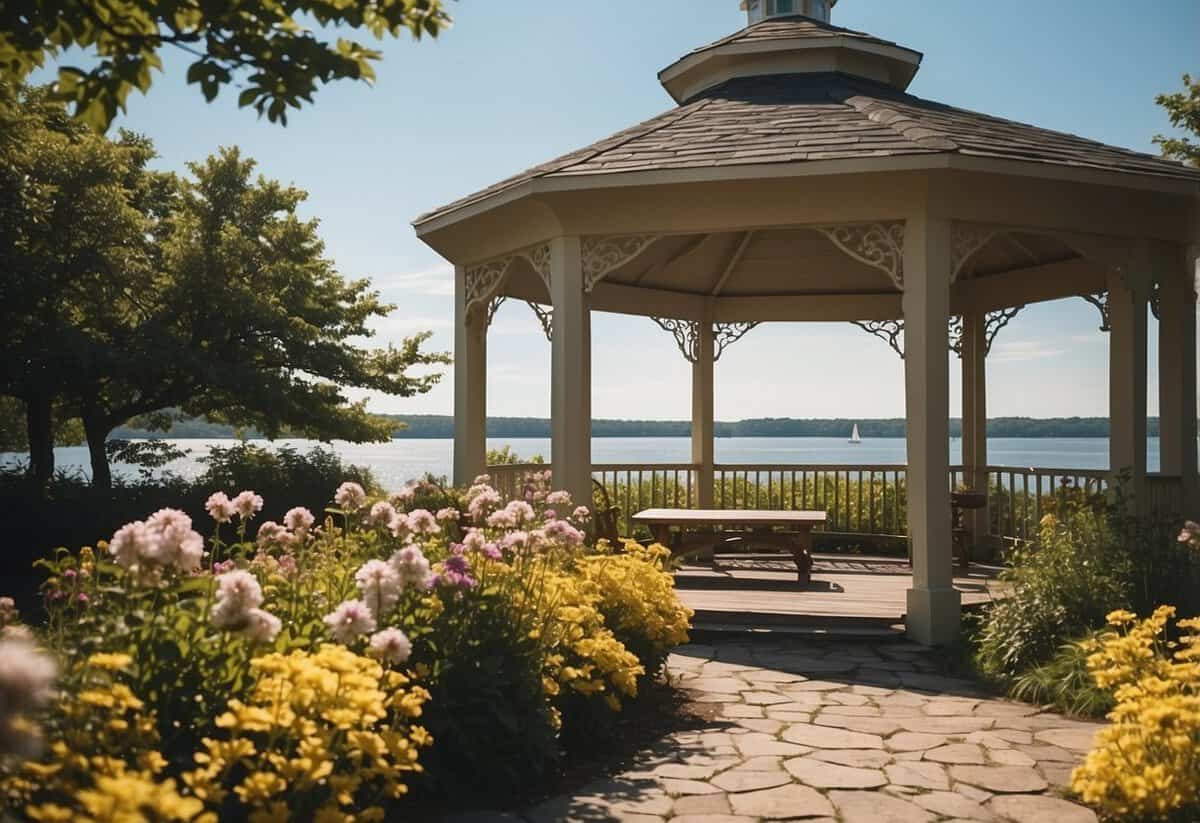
689;610;906;642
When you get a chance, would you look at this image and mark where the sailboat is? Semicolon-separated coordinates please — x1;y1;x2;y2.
849;423;862;444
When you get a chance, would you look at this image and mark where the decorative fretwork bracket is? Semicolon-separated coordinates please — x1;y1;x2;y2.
948;307;1024;358
852;320;905;358
582;235;659;292
1082;292;1110;332
951;222;1004;282
813;222;905;289
652;318;760;364
528;301;552;341
464;242;552;314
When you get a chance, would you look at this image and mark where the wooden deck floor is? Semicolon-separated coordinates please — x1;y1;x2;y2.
676;554;1004;622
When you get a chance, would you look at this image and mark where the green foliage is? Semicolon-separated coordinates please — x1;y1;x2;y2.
485;445;545;465
0;0;449;131
0;86;448;488
1156;73;1200;167
976;490;1130;680
1009;634;1115;719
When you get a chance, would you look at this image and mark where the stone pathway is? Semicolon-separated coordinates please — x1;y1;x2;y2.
506;640;1104;822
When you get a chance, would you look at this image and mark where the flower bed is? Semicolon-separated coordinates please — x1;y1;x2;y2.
0;474;692;818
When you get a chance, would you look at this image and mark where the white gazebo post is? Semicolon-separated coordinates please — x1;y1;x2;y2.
693;305;716;508
550;236;593;506
1108;262;1149;509
453;264;487;486
904;215;961;645
1156;245;1199;513
960;307;989;542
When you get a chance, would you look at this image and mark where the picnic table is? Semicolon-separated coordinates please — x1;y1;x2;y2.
631;508;827;585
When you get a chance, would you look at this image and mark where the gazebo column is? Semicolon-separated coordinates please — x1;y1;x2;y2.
903;215;961;646
960;308;989;547
1156;247;1198;513
693;309;716;508
550;236;593;507
453;265;487;486
1108;266;1149;509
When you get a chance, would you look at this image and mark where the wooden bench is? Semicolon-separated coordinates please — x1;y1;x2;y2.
632;508;827;585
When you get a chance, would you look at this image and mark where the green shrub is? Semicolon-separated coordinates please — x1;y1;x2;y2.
1008;633;1114;718
975;494;1129;680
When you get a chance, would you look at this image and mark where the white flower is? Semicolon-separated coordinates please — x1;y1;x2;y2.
210;570;264;630
256;521;290;548
108;521;154;571
0;636;57;759
407;509;440;536
545;490;572;506
355;559;402;615
369;501;397;527
504;500;536;526
436;507;460;523
242;608;281;644
334;481;367;512
389;546;432;590
389;512;411;540
389;485;416;509
232;491;264;520
283;507;315;533
144;509;204;573
323;600;376;644
486;510;516;529
205;492;236;524
0;637;57;713
367;628;412;665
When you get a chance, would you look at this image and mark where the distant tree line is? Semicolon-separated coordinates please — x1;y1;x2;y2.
105;414;1179;441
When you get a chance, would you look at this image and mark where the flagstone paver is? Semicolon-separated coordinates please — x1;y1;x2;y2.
497;640;1102;822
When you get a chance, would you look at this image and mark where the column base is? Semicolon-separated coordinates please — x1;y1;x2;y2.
905;586;962;646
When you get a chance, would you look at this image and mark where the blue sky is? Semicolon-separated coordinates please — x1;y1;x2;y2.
53;0;1200;420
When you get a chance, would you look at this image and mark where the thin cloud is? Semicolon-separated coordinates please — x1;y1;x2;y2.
990;340;1065;363
377;264;454;297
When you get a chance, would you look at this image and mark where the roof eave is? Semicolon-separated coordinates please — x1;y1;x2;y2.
413;154;1200;238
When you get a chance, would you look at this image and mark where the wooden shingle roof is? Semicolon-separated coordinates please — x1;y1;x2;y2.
682;15;913;57
416;72;1200;226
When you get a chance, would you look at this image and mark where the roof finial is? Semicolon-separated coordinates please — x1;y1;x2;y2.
741;0;834;25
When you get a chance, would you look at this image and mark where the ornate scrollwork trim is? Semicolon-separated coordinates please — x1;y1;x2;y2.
582;235;659;292
523;243;552;292
651;319;760;363
487;295;506;326
464;241;554;314
949;307;1024;358
852;319;905;358
814;222;905;289
951;222;1003;283
527;301;552;342
1082;292;1111;332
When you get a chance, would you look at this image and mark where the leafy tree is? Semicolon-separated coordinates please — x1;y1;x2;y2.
1155;73;1200;167
0;0;450;130
0;396;85;453
66;146;448;489
0;82;164;485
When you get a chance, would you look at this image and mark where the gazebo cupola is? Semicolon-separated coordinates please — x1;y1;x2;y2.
743;0;835;24
662;0;921;103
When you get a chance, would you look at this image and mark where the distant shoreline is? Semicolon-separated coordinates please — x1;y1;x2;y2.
110;414;1175;441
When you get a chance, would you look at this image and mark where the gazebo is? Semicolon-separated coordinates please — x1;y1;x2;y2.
414;0;1200;644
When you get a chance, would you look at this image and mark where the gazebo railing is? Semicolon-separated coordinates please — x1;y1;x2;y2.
486;461;1185;542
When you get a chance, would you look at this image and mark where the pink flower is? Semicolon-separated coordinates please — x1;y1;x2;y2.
367;628;412;665
205;492;236;524
389;485;416;509
572;506;591;521
211;570;264;631
407;509;440;536
256;521;290;548
284;507;315;534
109;521;153;571
144;509;204;573
323;600;376;643
369;501;397;527
355;559;402;615
389;546;432;590
546;490;572;506
232;491;264;520
242;608;281;644
334;481;367;512
504;500;536;526
436;507;460;523
486;509;516;529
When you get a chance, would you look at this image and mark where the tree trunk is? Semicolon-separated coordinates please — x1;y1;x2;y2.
25;394;54;489
82;411;113;493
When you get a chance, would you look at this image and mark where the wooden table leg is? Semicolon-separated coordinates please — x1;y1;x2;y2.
649;524;671;548
791;527;813;586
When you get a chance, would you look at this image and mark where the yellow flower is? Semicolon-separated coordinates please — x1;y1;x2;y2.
86;652;133;671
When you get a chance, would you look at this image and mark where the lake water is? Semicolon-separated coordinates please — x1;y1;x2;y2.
1;437;1168;491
